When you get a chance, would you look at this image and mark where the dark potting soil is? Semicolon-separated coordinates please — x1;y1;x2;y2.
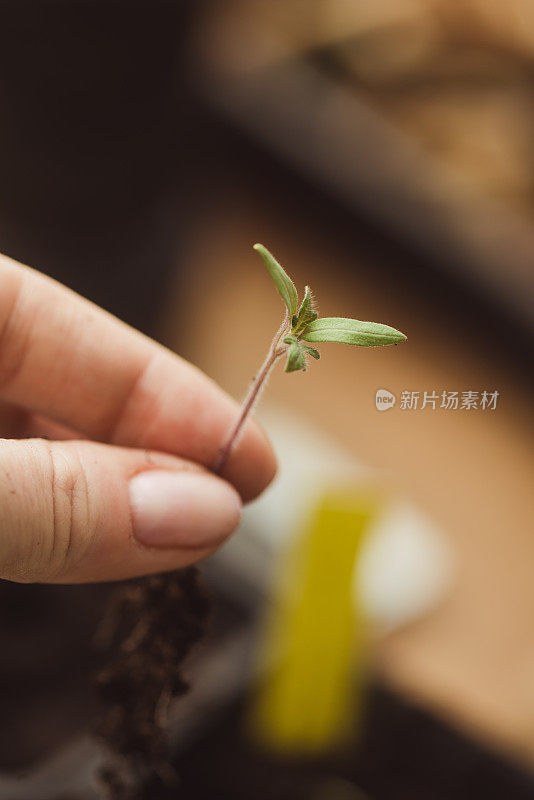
94;568;209;799
142;684;534;800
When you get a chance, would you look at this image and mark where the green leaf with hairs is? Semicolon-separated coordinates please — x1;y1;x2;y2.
285;340;307;372
283;335;298;346
301;317;407;347
303;345;320;359
254;243;298;318
292;285;317;334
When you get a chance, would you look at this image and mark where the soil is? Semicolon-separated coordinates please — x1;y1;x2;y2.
94;568;209;800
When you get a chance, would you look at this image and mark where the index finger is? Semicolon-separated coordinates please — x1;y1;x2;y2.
0;253;276;501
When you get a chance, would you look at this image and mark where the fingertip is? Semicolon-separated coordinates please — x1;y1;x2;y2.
129;469;242;550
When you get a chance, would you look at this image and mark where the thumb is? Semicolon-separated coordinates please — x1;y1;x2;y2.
0;439;242;583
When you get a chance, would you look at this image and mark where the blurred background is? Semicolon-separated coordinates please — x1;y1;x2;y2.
0;1;533;798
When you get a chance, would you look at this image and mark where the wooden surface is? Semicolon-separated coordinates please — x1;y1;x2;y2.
162;188;534;766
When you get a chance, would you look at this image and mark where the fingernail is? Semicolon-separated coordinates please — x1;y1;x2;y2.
129;470;242;549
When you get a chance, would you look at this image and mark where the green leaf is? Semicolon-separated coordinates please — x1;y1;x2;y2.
254;244;298;317
301;317;407;347
292;286;318;335
285;340;307;372
303;345;320;359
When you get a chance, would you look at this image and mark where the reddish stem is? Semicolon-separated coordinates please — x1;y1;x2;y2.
213;313;289;473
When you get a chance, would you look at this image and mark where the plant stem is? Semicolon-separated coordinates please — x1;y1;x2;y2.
213;313;289;473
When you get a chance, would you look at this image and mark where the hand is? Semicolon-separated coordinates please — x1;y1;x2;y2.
0;253;276;583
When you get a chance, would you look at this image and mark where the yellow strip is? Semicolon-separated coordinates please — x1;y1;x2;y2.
251;486;381;754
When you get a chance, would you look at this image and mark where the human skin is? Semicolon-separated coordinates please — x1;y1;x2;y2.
0;253;277;584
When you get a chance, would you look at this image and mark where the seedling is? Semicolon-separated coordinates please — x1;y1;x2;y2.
213;244;406;471
96;245;406;796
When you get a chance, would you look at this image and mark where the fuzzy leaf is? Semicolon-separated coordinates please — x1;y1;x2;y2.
293;285;317;334
254;243;298;317
303;345;320;359
285;340;307;372
301;317;407;347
